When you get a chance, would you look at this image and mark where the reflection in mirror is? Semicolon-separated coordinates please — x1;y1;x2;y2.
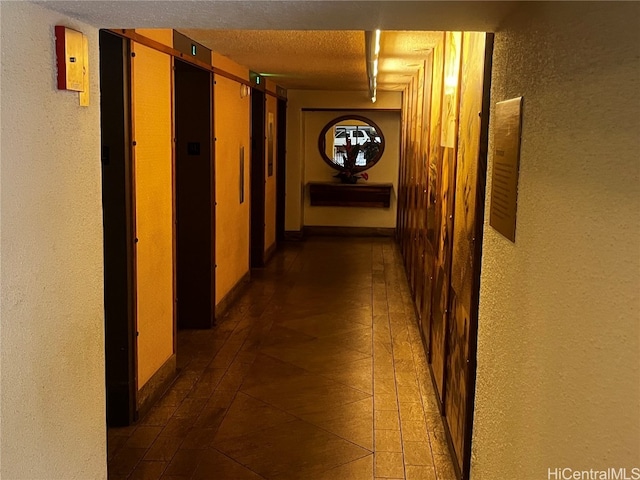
318;115;385;174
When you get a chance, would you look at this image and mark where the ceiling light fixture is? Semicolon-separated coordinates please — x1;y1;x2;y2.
365;29;381;103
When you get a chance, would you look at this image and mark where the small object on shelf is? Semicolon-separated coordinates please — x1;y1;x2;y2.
334;171;369;184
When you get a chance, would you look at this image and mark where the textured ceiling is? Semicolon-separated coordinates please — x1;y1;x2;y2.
179;30;443;91
181;30;367;90
40;1;518;31
39;0;519;92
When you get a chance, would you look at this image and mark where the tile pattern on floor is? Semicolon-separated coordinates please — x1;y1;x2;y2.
108;238;457;480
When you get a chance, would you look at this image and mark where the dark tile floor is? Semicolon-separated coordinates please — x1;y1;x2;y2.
108;237;457;480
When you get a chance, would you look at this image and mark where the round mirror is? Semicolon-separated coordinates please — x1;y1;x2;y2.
318;115;385;174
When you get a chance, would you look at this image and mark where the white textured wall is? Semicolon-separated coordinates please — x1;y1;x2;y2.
0;2;106;479
472;3;640;478
285;90;402;231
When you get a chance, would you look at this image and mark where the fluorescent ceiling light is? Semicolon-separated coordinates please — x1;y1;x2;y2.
366;29;381;103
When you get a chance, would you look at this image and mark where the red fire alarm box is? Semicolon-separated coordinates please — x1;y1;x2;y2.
55;26;85;92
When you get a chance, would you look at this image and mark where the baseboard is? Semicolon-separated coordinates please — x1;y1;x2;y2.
264;242;277;264
284;230;304;241
215;270;251;319
303;226;395;237
137;353;176;419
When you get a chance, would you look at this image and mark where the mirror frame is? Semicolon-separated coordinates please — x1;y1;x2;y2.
317;114;386;174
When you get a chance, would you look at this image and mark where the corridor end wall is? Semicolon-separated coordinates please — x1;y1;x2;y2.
303;109;401;229
285;90;402;234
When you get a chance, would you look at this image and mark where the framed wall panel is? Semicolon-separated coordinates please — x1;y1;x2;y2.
396;29;493;480
413;64;426;311
422;36;445;352
416;55;434;326
430;31;462;407
445;32;488;475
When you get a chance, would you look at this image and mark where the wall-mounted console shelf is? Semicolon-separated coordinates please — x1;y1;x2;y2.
308;182;393;208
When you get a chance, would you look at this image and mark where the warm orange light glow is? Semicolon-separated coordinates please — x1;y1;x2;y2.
445;74;458;94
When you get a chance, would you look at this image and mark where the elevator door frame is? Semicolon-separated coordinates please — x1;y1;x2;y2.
100;30;137;426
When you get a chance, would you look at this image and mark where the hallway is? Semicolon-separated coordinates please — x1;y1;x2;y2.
107;238;456;480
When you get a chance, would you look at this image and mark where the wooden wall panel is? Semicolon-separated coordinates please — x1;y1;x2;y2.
413;64;426;314
450;32;486;319
416;55;434;325
429;145;454;405
407;75;417;282
422;39;443;346
396;82;411;244
397;29;490;480
398;87;409;246
430;31;462;406
398;84;409;243
445;32;488;473
407;73;416;290
410;68;423;298
402;78;411;262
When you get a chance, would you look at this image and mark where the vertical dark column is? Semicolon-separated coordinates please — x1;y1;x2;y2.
250;89;266;267
174;60;214;329
100;30;137;426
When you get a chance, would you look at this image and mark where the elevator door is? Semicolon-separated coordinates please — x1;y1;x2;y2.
174;59;215;329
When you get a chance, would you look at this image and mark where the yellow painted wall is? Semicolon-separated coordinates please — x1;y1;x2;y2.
135;29;173;47
265;78;278;94
212;52;250;81
303;109;401;228
264;94;277;252
131;42;174;389
214;74;251;304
